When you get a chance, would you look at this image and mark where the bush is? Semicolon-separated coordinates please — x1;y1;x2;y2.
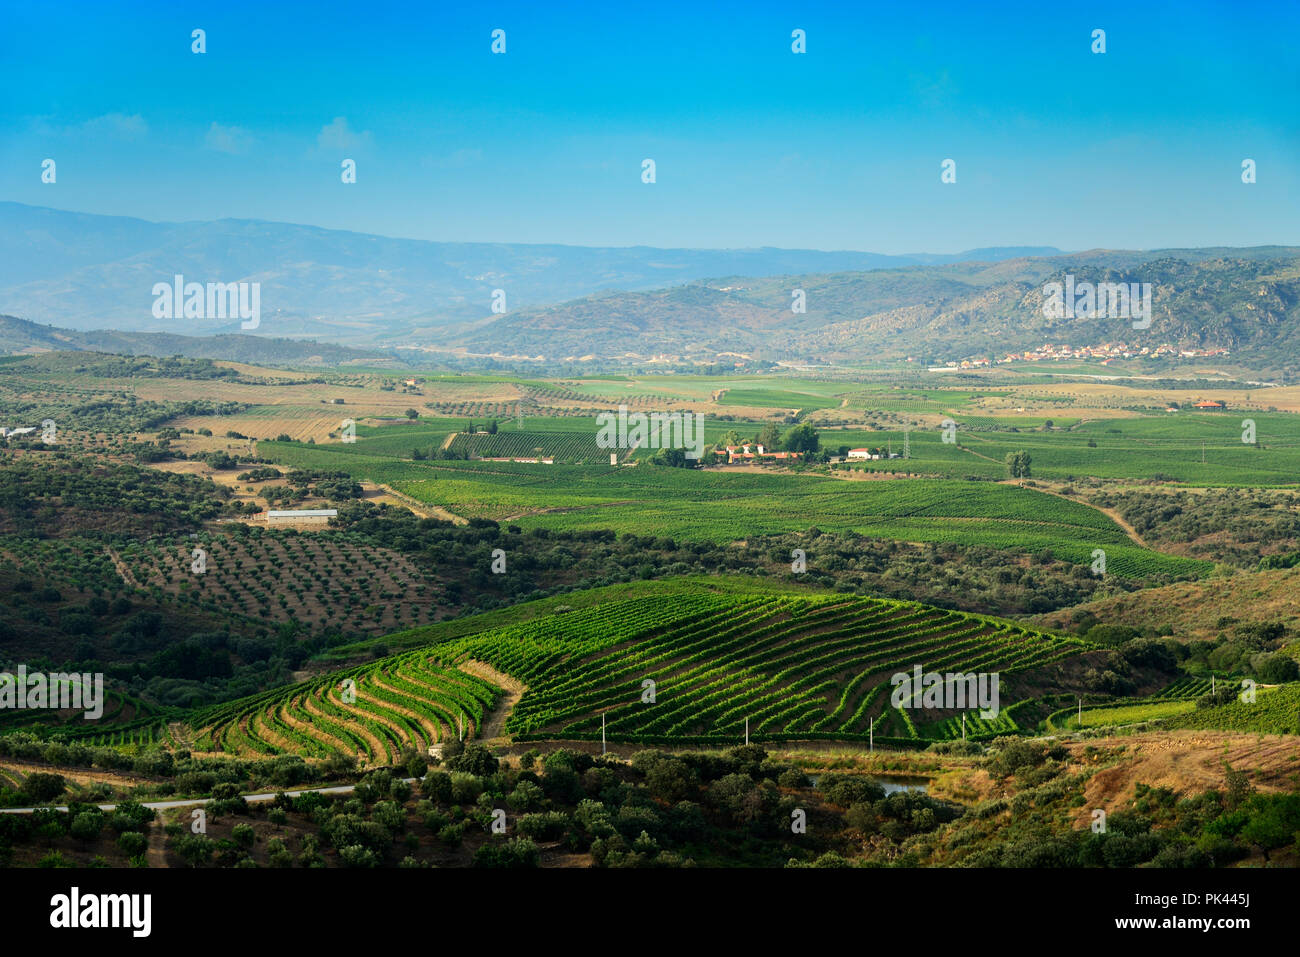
422;771;453;804
506;780;544;813
473;836;540;868
109;802;156;833
517;811;569;841
449;773;483;805
22;773;66;803
338;844;379;868
117;831;148;857
70;811;104;842
446;743;499;777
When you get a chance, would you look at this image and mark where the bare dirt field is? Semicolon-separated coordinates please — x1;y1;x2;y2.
1069;729;1300;823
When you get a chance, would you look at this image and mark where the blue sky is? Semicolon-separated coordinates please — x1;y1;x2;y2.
2;0;1296;252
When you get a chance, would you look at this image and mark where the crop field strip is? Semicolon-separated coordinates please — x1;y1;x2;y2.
446;430;607;463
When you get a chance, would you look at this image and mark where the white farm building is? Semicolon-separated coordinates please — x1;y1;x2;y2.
265;508;338;526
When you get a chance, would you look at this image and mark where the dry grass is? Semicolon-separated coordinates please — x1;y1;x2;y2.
1068;729;1300;823
1032;566;1300;641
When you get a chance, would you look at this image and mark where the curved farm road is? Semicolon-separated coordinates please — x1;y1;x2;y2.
1005;480;1150;548
459;659;527;742
146;816;169;867
370;483;465;525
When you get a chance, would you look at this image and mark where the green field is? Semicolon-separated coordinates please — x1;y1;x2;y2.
1163;684;1300;735
836;413;1300;486
254;436;1209;578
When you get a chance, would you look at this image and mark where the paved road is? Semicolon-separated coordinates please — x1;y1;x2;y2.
0;778;418;814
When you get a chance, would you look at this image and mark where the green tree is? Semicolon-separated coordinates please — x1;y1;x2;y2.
405;408;419;420
1005;450;1032;478
758;423;782;450
782;423;820;453
22;773;65;803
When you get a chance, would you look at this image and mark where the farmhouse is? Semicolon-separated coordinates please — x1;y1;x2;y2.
266;508;338;526
725;444;805;464
848;447;896;461
1194;400;1226;410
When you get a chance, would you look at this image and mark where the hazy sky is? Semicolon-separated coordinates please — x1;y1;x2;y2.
2;0;1297;252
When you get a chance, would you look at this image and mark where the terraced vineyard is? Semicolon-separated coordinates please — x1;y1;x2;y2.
0;683;163;739
191;589;1094;761
192;658;501;765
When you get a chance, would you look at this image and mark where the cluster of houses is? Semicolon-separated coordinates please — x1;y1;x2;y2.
1166;400;1227;412
723;444;804;464
931;342;1232;370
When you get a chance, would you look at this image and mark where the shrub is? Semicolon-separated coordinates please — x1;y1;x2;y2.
473;836;539;869
22;773;66;803
338;844;379;868
117;831;148;857
446;743;499;777
517;811;569;841
449;773;483;805
70;811;104;842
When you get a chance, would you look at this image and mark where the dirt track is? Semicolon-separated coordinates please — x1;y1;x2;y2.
458;659;527;742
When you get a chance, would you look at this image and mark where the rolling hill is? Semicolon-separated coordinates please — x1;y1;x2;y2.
190;580;1097;763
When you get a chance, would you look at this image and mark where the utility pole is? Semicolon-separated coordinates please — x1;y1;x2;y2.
744;717;749;746
962;714;966;741
1078;697;1082;729
903;420;911;460
601;713;606;755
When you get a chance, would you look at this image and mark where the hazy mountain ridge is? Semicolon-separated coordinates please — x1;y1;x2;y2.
0;202;1060;338
0;315;391;366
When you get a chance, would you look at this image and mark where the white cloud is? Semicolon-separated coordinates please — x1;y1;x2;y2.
84;112;148;138
317;116;372;152
31;112;148;139
204;122;254;154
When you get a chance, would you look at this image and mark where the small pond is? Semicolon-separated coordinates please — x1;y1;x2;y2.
808;774;929;795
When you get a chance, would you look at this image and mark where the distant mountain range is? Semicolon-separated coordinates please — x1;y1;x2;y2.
447;248;1300;375
0;202;1059;340
3;202;1296;376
